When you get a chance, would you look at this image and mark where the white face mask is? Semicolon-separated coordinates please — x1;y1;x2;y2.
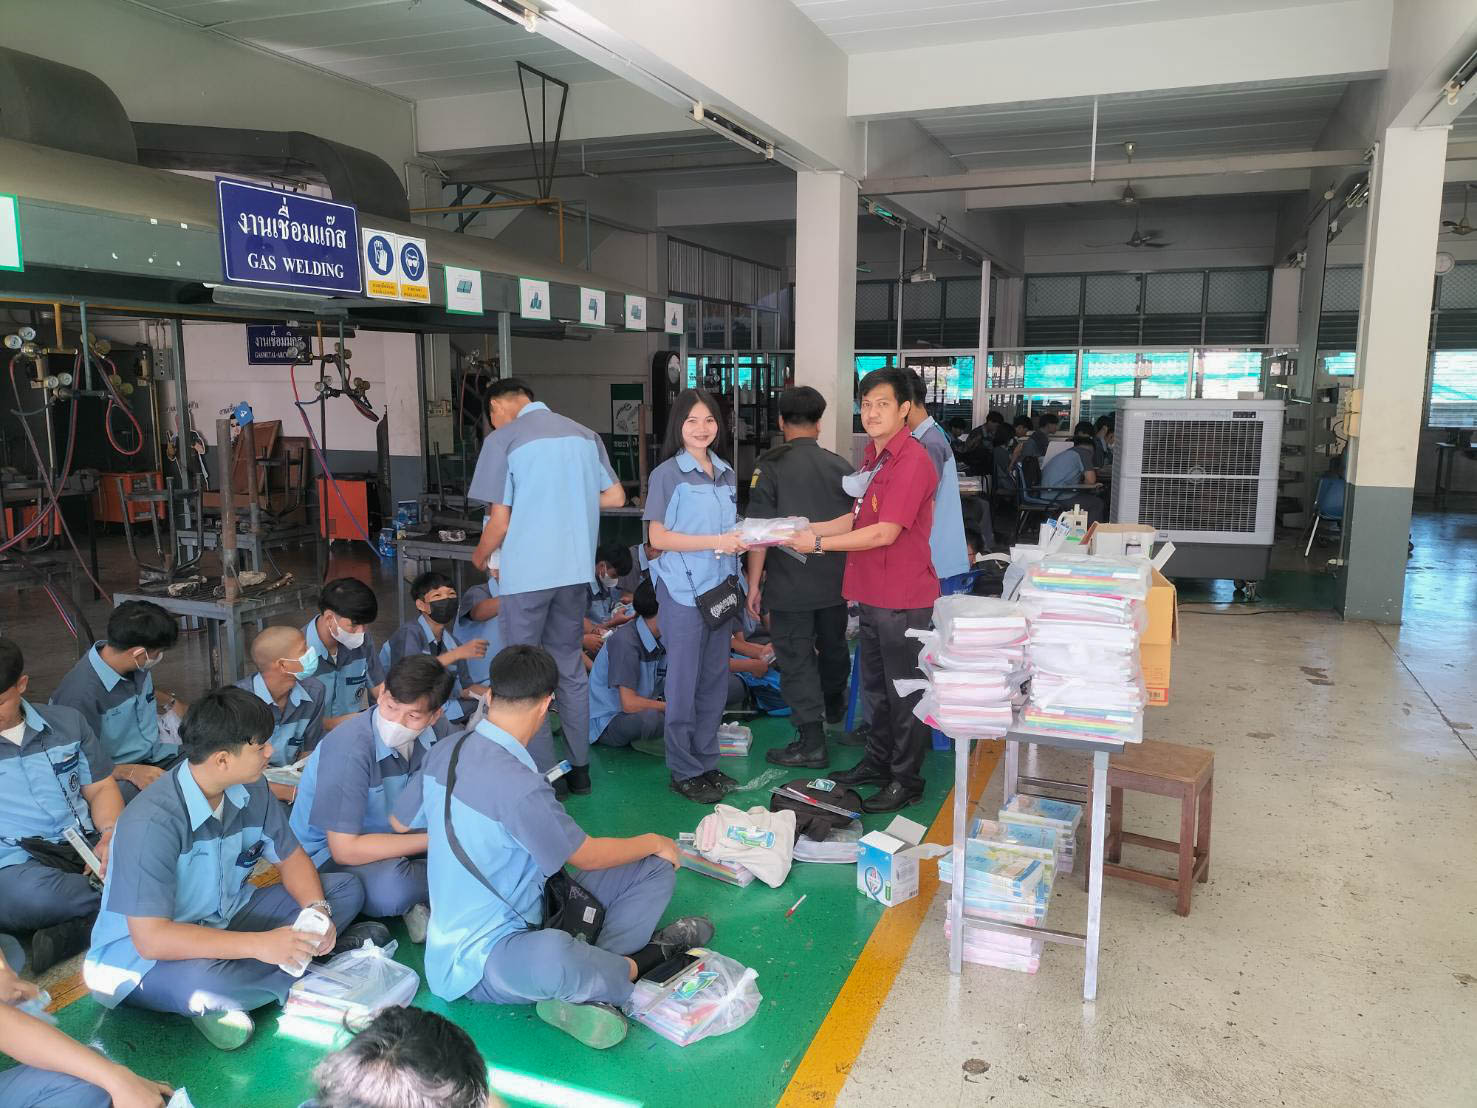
0;721;25;746
133;648;163;672
599;574;619;590
373;711;420;757
329;615;365;650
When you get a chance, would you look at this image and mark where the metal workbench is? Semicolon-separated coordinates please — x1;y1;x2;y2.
114;583;317;686
947;721;1117;1001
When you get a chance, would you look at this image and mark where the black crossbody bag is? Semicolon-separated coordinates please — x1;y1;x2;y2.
442;730;605;944
679;553;743;630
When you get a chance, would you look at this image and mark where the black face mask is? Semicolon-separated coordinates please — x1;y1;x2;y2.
426;597;458;625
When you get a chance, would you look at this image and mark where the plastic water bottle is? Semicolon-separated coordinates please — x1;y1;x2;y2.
280;907;331;977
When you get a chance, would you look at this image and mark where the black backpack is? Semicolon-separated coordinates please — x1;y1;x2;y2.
768;777;863;840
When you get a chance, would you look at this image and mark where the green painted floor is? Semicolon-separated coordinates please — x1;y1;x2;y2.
43;718;959;1108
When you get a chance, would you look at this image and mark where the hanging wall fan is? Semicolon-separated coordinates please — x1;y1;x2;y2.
1442;184;1474;236
1087;209;1171;249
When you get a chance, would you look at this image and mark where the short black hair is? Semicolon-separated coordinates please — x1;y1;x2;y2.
106;600;178;653
318;578;378;624
1038;411;1061;430
411;571;454;604
1074;420;1095;438
1094;414;1115;432
180;687;273;763
488;645;558;705
0;638;23;694
631;579;658;620
1074;430;1096;447
908;370;928;407
486;376;535;402
857;366;912;408
985;411;1005;426
947;417;968;433
311;1006;488;1108
384;655;454;710
778;386;826;427
596;543;633;577
1012;414;1033;431
992;423;1016;449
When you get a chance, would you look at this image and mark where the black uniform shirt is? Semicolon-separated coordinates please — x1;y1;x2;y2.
747;436;854;611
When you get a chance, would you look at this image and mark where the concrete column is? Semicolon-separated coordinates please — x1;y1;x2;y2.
1266;265;1300;347
1340;125;1449;623
794;171;858;457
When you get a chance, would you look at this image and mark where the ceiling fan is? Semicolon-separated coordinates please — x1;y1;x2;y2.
1087;208;1172;249
1443;184;1474;236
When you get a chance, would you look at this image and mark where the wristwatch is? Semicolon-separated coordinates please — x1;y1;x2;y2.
305;899;333;920
813;535;823;555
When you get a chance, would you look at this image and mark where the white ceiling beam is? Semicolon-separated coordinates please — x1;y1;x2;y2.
865;149;1369;197
847;0;1392;120
964;170;1318;211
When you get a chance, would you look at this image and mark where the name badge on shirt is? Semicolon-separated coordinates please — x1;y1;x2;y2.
235;840;265;869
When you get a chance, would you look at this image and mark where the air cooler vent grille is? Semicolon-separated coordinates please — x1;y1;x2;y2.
1141;419;1263;476
1138;477;1260;533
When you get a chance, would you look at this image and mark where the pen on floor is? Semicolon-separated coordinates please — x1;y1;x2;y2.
785;894;807;919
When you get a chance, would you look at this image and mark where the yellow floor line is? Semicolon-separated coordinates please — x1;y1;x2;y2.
777;739;1003;1107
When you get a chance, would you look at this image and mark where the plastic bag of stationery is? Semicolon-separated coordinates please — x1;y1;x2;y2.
737;516;810;547
283;940;419;1025
930;595;1028;650
627;948;762;1046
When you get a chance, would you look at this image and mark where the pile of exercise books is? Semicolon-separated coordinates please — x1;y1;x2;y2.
938;834;1057;974
998;795;1082;876
281;942;419;1033
717;723;752;757
911;596;1029;740
1019;554;1150;744
676;843;756;887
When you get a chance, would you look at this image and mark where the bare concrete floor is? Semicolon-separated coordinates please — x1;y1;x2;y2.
840;509;1477;1108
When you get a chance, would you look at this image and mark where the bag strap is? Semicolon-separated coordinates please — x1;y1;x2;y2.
442;729;537;929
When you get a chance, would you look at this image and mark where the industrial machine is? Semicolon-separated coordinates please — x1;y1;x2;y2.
1111;397;1285;596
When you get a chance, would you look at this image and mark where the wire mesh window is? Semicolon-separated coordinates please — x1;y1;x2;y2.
856;282;892;321
1144;272;1204;314
902;281;943;320
945;278;982;319
1207;270;1269;313
1438;264;1477;310
1026;276;1082;317
1084;274;1142;316
1322;267;1363;312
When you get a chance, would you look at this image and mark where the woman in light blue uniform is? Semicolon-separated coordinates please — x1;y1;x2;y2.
643;390;746;805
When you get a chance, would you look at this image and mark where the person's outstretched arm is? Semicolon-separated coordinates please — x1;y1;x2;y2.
0;1004;173;1108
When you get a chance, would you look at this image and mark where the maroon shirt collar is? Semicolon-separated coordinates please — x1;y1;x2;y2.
863;425;911;467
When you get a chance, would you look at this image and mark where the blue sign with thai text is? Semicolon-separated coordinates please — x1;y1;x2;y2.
217;178;361;295
245;325;303;365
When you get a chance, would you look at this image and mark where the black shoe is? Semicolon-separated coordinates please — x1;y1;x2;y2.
670;774;723;804
860;781;924;813
553;776;571;800
566;763;592;795
704;769;738;793
31;915;94;974
766;723;828;768
824;698;848;725
830;758;890;788
331;921;391;954
652;915;715;955
834;720;872;748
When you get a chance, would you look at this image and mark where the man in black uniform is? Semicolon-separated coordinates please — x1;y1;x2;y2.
745;387;855;768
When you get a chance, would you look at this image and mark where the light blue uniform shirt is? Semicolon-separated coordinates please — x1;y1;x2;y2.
289;708;439;867
85;761;298;1007
381;616;472;721
912;417;971;580
643;450;739;607
588;618;665;744
232;673;326;767
586;581;626;626
50;643;169;766
1040;443;1089;489
467;402;620;596
304;618;385;720
392;720;586;1001
455;580;503;686
0;702;111;870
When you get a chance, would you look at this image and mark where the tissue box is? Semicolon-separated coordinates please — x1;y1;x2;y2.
857;816;930;906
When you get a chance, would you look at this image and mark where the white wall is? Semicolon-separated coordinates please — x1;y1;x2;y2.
174;325;420;458
4;0;416;173
509;332;659;434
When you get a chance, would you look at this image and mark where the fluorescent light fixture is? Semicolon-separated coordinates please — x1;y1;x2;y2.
690;102;773;159
463;0;540;32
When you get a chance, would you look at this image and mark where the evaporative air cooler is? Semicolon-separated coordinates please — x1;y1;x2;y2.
1111;398;1285;587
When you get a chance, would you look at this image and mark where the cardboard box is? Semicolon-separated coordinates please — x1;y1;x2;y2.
1140;567;1179;705
858;816;930;906
1087;523;1160;560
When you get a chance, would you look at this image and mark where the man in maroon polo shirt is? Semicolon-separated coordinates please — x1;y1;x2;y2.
786;366;939;812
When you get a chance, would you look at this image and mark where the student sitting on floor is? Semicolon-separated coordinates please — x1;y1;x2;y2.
306;1005;500;1108
587;581;750;756
50;600;190;794
391;645;714;1049
84;687;383;1051
305;578;386;730
233;625;327;767
289;656;455;944
381;571;489;724
455;573;503;688
1;939;173;1108
0;638;127;973
581;544;636;665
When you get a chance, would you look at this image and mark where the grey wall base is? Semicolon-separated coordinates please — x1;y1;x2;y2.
1337;482;1414;624
1160;543;1271;582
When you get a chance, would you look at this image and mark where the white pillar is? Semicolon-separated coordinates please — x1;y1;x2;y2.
1266;265;1301;347
1340;125;1449;623
794;171;858;457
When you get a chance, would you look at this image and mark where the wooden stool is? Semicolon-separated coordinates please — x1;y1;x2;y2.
1092;739;1213;916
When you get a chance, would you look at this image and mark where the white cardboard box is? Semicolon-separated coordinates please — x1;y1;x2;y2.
857;816;930;906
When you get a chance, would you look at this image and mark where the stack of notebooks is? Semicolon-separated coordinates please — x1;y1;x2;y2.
938;836;1056;973
914;595;1030;740
281;944;419;1033
676;844;756;887
717;723;752;757
998;795;1082;876
1019;554;1150;744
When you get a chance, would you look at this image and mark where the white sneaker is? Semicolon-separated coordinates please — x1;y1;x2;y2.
402;903;431;944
